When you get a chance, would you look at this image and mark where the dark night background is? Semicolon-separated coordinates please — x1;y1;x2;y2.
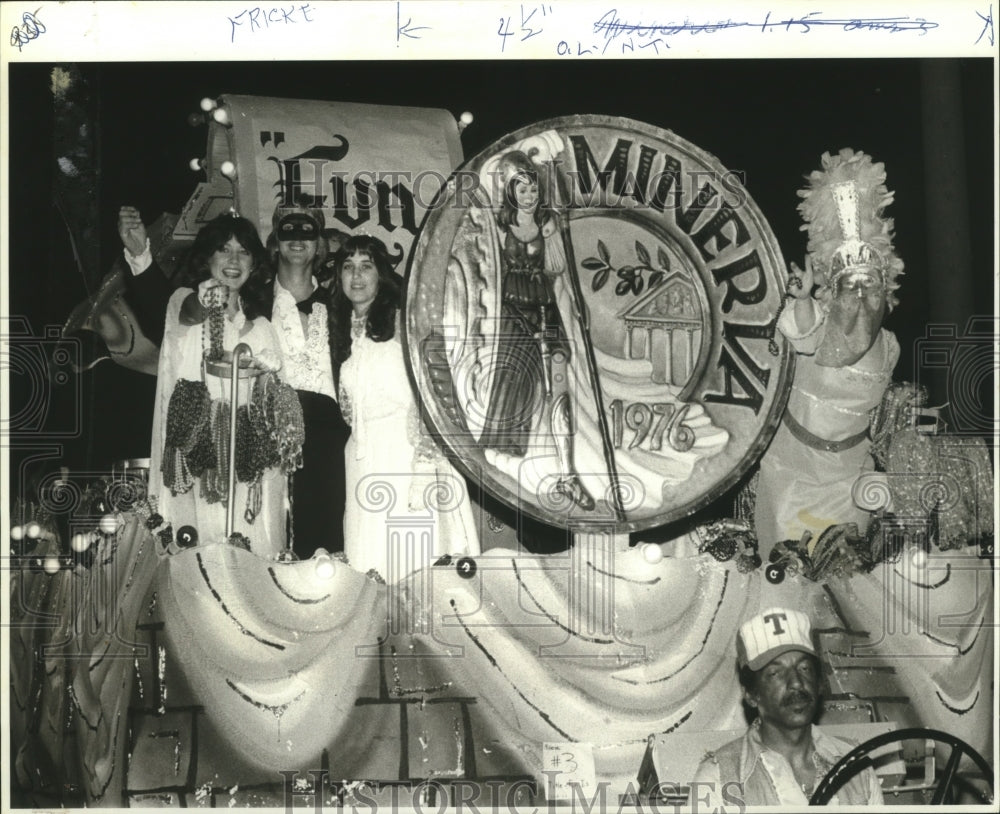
7;59;995;539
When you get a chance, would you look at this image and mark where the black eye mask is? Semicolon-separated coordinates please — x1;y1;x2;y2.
277;214;319;242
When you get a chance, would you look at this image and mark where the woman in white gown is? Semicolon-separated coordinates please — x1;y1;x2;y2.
139;213;290;558
329;235;480;583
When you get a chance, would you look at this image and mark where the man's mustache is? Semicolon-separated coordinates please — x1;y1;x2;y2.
782;690;815;708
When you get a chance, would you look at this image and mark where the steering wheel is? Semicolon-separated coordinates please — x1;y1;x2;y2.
810;727;994;806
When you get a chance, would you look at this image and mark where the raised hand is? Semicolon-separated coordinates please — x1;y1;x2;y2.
118;206;148;257
787;256;815;300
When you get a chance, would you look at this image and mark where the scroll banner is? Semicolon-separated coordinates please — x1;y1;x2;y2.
176;94;465;270
64;97;463;374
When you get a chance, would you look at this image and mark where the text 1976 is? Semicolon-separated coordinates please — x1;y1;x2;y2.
608;400;695;452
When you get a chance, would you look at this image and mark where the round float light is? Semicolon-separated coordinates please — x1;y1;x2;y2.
43;556;62;575
313;549;336;580
70;533;92;553
189;157;205;172
910;546;928;569
641;542;664;564
98;513;119;535
176;526;199;548
200;97;216;112
212;107;231;126
25;521;42;539
220;161;237;179
10;525;25;541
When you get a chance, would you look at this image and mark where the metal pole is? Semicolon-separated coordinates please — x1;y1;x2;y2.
547;164;626;521
226;343;251;538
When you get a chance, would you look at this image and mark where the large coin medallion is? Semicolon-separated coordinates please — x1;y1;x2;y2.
406;116;793;532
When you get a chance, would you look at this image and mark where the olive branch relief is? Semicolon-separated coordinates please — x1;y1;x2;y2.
585;239;674;296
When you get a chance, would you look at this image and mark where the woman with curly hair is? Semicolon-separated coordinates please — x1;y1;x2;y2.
329;234;479;582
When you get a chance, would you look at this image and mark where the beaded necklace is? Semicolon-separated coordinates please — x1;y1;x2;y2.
350;311;367;339
204;304;226;361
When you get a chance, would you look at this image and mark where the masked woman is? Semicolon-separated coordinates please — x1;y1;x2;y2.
329;235;479;583
137;212;293;558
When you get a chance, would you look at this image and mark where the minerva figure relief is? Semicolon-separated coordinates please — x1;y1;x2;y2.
439;132;730;520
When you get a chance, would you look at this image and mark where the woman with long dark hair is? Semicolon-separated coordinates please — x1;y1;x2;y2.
330;234;479;582
132;211;290;557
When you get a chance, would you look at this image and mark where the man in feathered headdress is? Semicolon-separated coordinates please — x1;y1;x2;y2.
754;149;903;556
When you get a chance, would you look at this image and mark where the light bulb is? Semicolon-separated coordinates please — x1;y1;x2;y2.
220;161;236;179
641;542;664;564
99;513;119;535
71;533;92;553
314;554;335;580
200;97;216;112
212;107;230;126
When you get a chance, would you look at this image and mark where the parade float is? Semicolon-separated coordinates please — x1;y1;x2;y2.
9;97;995;809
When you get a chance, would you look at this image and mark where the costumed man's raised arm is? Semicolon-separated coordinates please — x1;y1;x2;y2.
118;205;174;346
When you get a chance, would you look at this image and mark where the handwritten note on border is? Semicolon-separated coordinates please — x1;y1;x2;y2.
543;741;597;801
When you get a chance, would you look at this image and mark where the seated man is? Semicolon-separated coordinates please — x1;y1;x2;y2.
691;608;883;807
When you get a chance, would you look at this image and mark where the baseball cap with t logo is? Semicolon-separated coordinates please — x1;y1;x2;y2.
737;607;817;671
